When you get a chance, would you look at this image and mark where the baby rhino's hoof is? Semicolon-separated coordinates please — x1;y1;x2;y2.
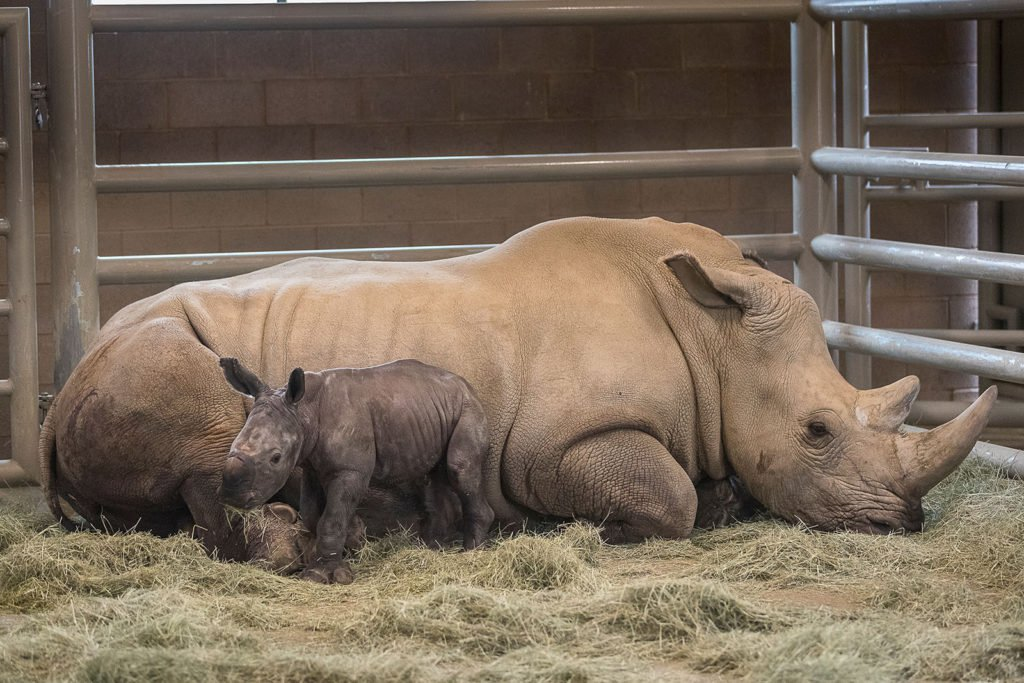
299;563;354;585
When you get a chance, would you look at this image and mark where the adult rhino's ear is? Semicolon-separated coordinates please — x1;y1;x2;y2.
220;357;268;397
286;367;305;404
665;251;754;311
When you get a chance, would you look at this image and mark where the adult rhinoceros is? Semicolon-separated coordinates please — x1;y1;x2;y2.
40;217;995;561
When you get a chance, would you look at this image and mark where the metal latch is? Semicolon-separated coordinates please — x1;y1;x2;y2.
31;82;47;130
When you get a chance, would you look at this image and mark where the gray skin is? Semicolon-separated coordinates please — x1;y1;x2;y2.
693;477;762;530
219;357;496;584
40;217;996;564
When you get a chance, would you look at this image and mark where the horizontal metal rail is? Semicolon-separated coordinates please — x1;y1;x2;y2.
824;321;1024;384
91;0;801;32
0;460;34;486
812;234;1024;285
865;112;1024;129
908;401;1024;429
812;147;1024;186
903;426;1024;479
890;329;1024;347
95;148;801;194
811;0;1024;21
97;233;802;285
866;184;1024;202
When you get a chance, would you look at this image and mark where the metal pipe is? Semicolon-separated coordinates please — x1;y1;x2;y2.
49;0;100;389
812;147;1024;186
91;0;802;32
810;0;1024;21
865;112;1024;129
0;460;34;486
841;20;872;388
902;425;1024;479
97;233;804;286
823;321;1024;384
889;329;1024;346
812;234;1024;286
1;8;39;481
94;147;802;194
866;184;1024;201
98;245;495;285
791;11;838;321
908;401;1024;428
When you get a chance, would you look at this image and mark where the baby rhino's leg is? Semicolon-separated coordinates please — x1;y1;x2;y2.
445;398;495;550
301;469;371;585
421;469;461;548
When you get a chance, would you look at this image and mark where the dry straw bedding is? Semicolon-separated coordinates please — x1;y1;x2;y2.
0;460;1021;682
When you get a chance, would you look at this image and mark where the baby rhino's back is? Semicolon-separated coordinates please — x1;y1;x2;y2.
331;359;477;485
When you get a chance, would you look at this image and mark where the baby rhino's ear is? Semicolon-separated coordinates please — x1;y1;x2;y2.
220;357;268;397
286;368;305;404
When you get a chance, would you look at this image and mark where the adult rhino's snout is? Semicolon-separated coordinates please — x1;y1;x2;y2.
220;454;257;508
897;386;997;497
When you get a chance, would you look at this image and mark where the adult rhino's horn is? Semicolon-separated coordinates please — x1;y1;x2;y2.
897;386;997;496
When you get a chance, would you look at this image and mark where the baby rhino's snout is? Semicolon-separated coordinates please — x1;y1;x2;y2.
220;454;257;508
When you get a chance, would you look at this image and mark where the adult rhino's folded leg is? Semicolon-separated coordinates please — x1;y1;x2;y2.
528;430;698;544
693;476;762;529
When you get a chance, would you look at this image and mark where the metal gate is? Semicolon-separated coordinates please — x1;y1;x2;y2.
0;7;38;484
30;0;1024;480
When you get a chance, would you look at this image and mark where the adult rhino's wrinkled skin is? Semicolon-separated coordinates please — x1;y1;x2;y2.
40;217;995;561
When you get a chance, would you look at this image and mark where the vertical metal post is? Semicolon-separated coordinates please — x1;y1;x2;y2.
792;8;838;321
841;20;872;388
48;0;99;388
3;9;39;481
977;19;1001;332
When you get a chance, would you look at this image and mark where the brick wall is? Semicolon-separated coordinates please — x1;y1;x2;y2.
0;4;984;455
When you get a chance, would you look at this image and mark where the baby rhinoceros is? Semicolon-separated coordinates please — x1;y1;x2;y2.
218;357;495;584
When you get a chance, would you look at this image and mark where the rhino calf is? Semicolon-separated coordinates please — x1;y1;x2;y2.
693;477;762;530
219;357;495;584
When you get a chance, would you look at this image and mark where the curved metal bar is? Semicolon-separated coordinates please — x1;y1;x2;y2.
812;234;1024;286
810;0;1024;21
812;147;1024;186
823;321;1024;385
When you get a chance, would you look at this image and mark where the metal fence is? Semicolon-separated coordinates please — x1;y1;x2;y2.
17;0;1024;481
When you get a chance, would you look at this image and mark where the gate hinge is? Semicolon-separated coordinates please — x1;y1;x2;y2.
30;82;47;130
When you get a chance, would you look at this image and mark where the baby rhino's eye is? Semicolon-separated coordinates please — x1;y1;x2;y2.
270;453;282;465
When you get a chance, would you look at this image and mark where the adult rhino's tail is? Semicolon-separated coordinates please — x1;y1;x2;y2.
38;397;89;532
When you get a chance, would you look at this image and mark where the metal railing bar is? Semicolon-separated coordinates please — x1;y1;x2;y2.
0;300;12;316
95;148;802;194
908;400;1024;429
810;0;1024;21
0;460;33;486
0;218;10;236
903;425;1024;479
866;184;1024;202
823;321;1024;385
812;234;1024;286
865;112;1024;129
0;138;7;154
812;147;1024;186
889;329;1024;346
98;245;494;285
0;380;12;397
96;232;802;286
91;0;802;32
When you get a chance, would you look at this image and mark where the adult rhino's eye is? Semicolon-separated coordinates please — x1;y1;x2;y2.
270;453;282;465
806;421;834;445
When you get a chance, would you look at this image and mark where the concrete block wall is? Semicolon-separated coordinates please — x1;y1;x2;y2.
0;4;984;455
861;20;980;400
